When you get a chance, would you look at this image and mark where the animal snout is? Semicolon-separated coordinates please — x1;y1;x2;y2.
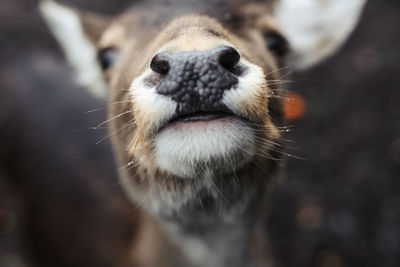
150;46;242;113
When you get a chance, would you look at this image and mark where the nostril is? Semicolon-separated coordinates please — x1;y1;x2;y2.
218;46;241;73
150;53;171;75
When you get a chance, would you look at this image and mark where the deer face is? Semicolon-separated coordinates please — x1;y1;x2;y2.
41;0;366;218
119;14;282;179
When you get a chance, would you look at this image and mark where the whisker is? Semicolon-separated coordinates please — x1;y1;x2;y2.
267;81;293;86
266;93;293;100
86;107;105;113
253;137;307;162
265;65;291;77
95;118;136;145
208;175;230;207
118;159;139;172
280;71;293;80
96;109;133;128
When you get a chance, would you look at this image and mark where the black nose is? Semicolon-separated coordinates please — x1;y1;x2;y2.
150;53;171;75
218;46;240;73
150;46;242;113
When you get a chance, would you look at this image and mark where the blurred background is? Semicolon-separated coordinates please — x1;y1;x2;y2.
0;0;399;267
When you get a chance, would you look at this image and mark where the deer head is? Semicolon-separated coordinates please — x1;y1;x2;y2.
40;1;366;266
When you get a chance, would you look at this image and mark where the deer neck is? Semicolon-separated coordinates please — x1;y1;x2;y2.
150;167;273;267
165;217;258;267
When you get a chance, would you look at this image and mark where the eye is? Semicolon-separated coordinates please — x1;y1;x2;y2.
263;31;288;57
98;47;118;70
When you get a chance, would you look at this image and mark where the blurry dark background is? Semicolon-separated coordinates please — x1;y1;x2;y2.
0;0;399;267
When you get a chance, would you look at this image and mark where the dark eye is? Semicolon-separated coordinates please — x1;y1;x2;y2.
263;31;288;57
98;47;118;70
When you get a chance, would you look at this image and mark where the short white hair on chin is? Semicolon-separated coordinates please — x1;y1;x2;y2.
154;120;255;178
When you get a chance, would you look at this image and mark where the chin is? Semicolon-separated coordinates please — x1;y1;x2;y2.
153;116;256;178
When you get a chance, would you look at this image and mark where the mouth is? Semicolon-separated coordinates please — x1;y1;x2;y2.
168;111;235;124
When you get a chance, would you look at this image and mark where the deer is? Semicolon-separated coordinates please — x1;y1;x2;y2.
39;0;366;266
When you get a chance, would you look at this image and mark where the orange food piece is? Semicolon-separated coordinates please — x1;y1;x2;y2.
284;92;307;121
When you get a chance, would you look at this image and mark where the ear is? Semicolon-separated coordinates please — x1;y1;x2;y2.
39;0;110;99
273;0;367;70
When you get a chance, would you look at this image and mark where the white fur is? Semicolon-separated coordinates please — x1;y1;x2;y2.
222;61;266;119
39;0;107;99
154;119;255;178
275;0;366;69
129;70;177;133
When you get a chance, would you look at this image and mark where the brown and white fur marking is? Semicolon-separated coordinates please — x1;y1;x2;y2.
40;0;366;266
